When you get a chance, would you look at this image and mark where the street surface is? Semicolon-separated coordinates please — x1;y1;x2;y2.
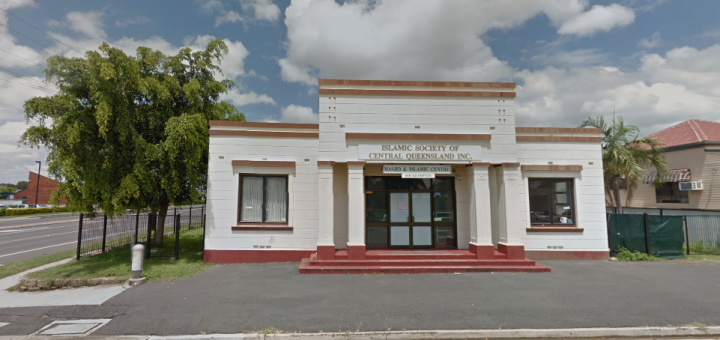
0;215;79;264
0;207;200;265
2;260;720;336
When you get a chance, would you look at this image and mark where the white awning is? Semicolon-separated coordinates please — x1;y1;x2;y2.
643;169;691;184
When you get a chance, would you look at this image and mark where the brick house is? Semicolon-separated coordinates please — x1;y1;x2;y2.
13;172;67;206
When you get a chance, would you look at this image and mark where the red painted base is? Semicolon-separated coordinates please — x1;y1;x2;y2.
525;250;609;260
497;244;525;260
346;245;366;260
317;245;336;260
204;249;314;263
469;243;495;259
299;249;550;274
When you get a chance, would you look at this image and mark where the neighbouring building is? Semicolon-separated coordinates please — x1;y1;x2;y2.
13;171;67;206
617;119;720;211
204;79;609;273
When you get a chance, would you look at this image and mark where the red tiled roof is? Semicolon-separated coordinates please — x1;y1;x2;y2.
645;119;720;148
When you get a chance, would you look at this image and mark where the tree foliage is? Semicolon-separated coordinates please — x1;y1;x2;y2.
22;39;245;244
579;116;668;209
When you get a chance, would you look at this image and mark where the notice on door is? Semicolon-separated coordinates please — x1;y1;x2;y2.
397;202;409;210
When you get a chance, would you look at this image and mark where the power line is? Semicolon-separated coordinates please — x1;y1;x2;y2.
0;22;62;56
0;66;51;88
0;68;56;94
0;7;84;56
0;48;44;67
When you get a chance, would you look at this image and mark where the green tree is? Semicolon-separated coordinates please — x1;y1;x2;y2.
579;116;668;213
16;181;28;190
22;39;244;246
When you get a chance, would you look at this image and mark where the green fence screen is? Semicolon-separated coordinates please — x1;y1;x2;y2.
608;213;685;258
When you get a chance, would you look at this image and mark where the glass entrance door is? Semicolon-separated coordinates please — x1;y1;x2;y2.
365;176;457;249
389;191;433;248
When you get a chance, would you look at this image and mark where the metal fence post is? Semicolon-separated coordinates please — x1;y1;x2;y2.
145;213;154;259
188;205;193;230
684;215;690;255
134;211;140;245
175;214;181;260
201;206;205;228
101;215;108;253
76;213;84;260
643;213;651;255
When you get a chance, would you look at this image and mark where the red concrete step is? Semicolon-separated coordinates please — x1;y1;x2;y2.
299;259;551;274
333;250;507;260
307;254;538;267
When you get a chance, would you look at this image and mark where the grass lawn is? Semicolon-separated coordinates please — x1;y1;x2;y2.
26;233;212;282
682;254;720;261
0;248;76;280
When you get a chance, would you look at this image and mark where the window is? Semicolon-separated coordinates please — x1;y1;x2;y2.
655;182;689;203
239;175;288;223
528;178;575;225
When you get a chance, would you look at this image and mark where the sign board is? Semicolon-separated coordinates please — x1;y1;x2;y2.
384;164;450;179
359;144;481;162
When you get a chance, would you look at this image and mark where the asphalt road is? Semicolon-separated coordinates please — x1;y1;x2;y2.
0;207;201;265
0;215;80;265
3;259;720;336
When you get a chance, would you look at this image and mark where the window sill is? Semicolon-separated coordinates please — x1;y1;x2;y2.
232;224;293;231
527;226;584;233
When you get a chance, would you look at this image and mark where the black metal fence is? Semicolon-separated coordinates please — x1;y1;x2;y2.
607;212;720;257
76;206;206;261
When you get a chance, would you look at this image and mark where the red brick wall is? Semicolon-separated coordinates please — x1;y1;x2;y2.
14;172;67;205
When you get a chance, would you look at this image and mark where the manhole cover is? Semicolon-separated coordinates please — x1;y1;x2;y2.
35;319;111;336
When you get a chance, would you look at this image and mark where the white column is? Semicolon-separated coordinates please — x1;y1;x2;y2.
470;164;493;245
317;162;335;251
502;164;523;245
468;163;494;259
347;162;365;248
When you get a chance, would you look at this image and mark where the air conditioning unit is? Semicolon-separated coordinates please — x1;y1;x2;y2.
679;181;703;191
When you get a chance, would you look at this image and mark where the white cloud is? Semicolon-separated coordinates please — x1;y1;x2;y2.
557;4;635;37
240;0;280;22
215;11;243;27
65;11;106;39
0;121;47;183
278;104;318;123
220;89;277;106
515;44;720;134
0;0;45;69
115;16;152;27
531;48;609;67
279;0;635;86
638;32;662;49
205;0;280;27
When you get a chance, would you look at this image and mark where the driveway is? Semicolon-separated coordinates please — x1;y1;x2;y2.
1;260;719;336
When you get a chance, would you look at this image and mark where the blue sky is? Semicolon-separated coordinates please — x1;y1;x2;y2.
1;0;720;182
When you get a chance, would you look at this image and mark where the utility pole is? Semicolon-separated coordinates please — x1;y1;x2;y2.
34;161;41;207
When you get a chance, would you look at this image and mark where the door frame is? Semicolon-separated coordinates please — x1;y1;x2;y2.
388;190;434;249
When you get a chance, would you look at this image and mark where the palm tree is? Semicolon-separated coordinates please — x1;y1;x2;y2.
579;116;668;213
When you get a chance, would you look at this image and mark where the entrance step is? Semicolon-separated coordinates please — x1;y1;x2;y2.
299;258;551;274
334;250;507;260
299;250;550;274
307;254;537;267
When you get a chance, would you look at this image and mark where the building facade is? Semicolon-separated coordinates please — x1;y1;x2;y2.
616;119;720;211
13;172;67;206
204;79;609;270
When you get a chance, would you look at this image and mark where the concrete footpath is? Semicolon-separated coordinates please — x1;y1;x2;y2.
1;260;720;336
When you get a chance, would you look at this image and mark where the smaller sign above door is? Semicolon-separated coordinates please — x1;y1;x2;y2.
383;164;452;175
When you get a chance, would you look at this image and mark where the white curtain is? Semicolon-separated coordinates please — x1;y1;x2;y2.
265;177;287;222
241;177;263;222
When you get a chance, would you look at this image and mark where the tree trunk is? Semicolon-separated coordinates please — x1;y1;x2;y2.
154;204;169;247
614;176;623;214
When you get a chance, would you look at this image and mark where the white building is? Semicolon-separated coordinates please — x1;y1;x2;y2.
205;79;609;273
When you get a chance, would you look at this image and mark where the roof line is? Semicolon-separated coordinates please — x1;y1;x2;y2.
688;119;708;141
